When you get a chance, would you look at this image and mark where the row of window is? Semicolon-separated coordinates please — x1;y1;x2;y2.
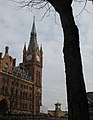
2;78;32;90
2;86;33;100
19;90;32;100
14;100;32;110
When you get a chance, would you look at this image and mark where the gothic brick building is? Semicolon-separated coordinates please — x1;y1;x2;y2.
0;18;43;115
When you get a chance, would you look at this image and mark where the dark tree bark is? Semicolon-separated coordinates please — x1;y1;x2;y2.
60;5;89;120
47;0;90;120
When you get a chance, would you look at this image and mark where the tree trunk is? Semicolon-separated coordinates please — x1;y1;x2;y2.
47;0;89;119
59;5;89;120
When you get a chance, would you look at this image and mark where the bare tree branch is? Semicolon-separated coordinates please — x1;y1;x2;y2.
75;0;87;17
85;8;93;14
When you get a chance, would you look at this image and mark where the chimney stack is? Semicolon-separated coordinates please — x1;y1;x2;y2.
13;58;16;67
5;46;9;54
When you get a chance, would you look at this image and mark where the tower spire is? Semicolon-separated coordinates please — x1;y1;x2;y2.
28;16;38;52
31;16;36;35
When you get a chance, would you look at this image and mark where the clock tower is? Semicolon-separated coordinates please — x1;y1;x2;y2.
23;17;43;115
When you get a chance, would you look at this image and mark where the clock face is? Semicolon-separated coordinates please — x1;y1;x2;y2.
36;55;40;62
26;54;32;61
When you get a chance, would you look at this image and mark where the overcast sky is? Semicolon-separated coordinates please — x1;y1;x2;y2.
0;0;93;111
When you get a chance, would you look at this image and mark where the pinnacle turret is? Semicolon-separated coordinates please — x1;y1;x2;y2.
23;42;26;52
23;42;26;62
31;16;36;35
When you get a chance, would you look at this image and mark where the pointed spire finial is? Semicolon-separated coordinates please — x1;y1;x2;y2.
28;16;38;52
31;16;36;34
33;16;35;23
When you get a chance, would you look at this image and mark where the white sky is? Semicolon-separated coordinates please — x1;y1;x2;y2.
0;0;93;111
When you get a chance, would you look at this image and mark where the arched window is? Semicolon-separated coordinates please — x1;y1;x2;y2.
20;90;22;98
15;100;18;108
16;89;18;96
6;78;9;85
5;87;8;95
39;72;41;83
23;91;25;99
29;93;32;99
36;71;41;85
25;102;27;109
2;86;5;95
23;102;24;109
36;71;38;82
29;104;32;110
20;101;22;109
26;92;28;99
2;78;5;86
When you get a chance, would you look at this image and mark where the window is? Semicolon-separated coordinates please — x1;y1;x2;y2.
29;93;32;99
20;90;22;98
6;78;9;85
14;100;18;108
2;78;5;85
25;103;27;109
39;72;41;83
16;82;19;87
36;71;41;85
16;89;18;96
5;86;8;95
2;86;5;95
29;104;32;110
36;98;40;112
11;81;14;86
23;91;25;99
26;92;28;99
20;101;22;109
29;87;32;90
20;84;23;88
36;71;38;82
23;102;25;109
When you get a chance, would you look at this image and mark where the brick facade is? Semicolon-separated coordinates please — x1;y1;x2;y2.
0;18;43;115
